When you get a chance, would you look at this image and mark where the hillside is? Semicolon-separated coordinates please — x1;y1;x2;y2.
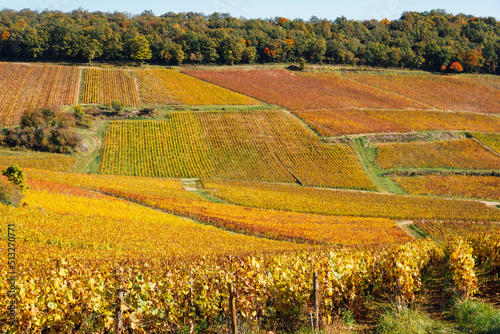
0;62;500;333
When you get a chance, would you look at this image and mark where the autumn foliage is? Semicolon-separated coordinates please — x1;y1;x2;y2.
100;110;374;189
449;61;464;72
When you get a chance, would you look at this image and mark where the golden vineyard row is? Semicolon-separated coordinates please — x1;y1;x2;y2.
99;111;375;189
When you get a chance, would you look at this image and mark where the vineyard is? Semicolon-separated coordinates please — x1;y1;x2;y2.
81;68;141;106
1;182;499;332
294;108;500;137
23;168;207;201
0;150;78;172
0;63;80;126
394;175;500;201
18;169;408;245
1;63;500;333
375;139;500;170
415;220;500;241
203;179;500;221
99;110;375;189
472;132;500;154
345;72;500;113
183;68;422;110
134;69;258;105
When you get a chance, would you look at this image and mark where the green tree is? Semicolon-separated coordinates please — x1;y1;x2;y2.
21;27;47;59
308;38;327;63
111;101;125;112
2;165;28;192
130;35;152;64
81;38;102;63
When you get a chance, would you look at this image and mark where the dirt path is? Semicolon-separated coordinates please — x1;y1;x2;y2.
396;220;416;238
71;122;106;174
479;200;500;208
181;178;201;191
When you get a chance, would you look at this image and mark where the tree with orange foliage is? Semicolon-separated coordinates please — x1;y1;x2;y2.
449;61;464;72
380;19;391;26
440;65;447;72
459;49;484;72
1;30;9;42
264;47;276;56
277;17;289;26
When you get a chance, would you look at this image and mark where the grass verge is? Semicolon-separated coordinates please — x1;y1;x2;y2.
350;137;407;194
376;306;459;334
452;298;500;334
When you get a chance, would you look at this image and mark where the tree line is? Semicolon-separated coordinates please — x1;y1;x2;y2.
0;8;498;73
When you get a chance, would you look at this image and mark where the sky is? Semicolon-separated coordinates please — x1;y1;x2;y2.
1;0;499;21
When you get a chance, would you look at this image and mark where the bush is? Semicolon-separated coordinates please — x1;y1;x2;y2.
449;61;464;73
299;58;306;71
74;105;84;117
111;100;125;112
376;306;458;334
452;299;500;333
138;107;158;117
2;165;28;191
1;109;82;153
0;178;24;206
74;105;93;128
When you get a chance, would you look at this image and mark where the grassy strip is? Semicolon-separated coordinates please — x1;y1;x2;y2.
376;307;459;334
452;299;500;333
72;121;108;174
409;224;432;239
350;137;407;194
78;67;85;104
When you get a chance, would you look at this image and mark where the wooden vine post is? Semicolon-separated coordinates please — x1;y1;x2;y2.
228;282;237;334
312;272;320;330
115;288;126;334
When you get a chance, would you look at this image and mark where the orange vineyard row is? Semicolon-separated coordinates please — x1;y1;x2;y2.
22;169;407;245
100;187;411;245
346;72;500;113
0;63;80;126
394;175;500;201
294;109;500;136
415;220;500;241
184;68;422;110
375;139;500;170
23;168;206;202
203;179;500;221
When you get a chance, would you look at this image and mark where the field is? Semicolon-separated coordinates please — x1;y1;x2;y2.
472;132;500;154
81;68;141;106
134;69;257;105
394;175;500;201
294;109;500;137
99;110;375;189
203;179;500;221
415;220;500;241
345;72;500;113
375;139;500;170
23;168;206;201
0;150;78;172
0;63;80;126
184;68;423;110
21;169;408;245
0;182;440;333
2;63;500;333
